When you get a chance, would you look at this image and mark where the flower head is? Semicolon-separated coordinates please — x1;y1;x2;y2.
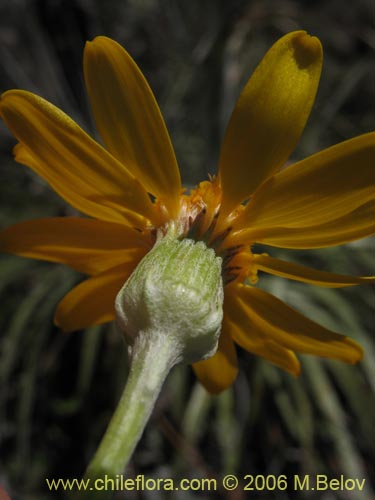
1;31;374;393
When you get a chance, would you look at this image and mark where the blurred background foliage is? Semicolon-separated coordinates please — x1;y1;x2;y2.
0;0;374;499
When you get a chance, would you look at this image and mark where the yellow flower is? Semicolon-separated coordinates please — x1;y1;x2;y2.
1;32;374;394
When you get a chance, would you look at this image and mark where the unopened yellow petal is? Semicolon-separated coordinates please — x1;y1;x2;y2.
233;284;363;363
84;37;181;218
192;327;238;394
219;31;322;216
0;90;157;224
55;263;134;332
0;217;148;275
237;133;375;231
253;254;375;287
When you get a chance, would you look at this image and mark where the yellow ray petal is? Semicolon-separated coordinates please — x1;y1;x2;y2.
228;200;375;249
84;37;181;218
233;284;363;363
14;144;123;223
224;290;300;375
253;254;375;287
219;31;322;216
55;263;134;332
230;322;300;376
237;133;375;231
14;143;147;227
255;340;301;376
0;90;157;224
0;217;149;275
192;326;238;394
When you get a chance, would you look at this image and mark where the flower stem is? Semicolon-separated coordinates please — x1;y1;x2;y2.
72;234;223;499
82;330;180;498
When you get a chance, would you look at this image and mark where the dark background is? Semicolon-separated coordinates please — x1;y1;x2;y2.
0;1;374;499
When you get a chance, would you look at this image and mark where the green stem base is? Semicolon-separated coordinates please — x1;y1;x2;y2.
77;331;180;499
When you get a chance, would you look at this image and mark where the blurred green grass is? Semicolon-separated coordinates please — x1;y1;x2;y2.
0;1;374;499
